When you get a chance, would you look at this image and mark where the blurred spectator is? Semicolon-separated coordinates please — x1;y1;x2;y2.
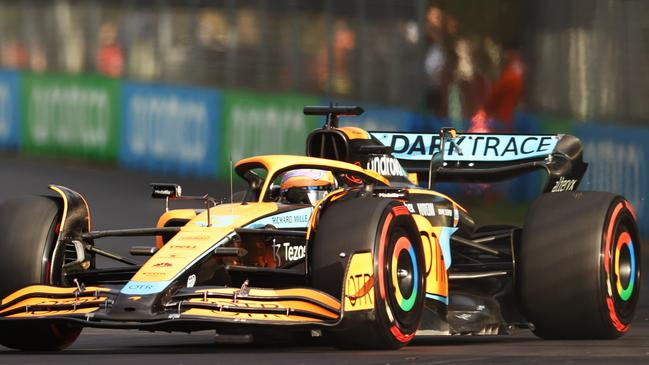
1;38;28;69
469;42;524;132
96;21;123;78
483;43;524;127
316;20;355;95
424;7;457;118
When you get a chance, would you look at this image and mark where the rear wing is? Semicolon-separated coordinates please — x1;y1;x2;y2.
369;132;588;192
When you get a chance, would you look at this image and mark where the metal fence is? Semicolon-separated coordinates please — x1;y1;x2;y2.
0;0;526;116
525;0;649;125
0;0;428;109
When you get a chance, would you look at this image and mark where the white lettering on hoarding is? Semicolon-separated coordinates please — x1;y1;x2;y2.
127;94;209;164
29;86;110;148
583;140;646;217
0;85;10;139
230;103;306;161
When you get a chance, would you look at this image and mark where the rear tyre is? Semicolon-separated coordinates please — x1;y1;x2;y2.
309;197;425;349
518;192;641;339
0;196;82;350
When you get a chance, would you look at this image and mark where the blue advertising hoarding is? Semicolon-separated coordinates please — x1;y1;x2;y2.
0;70;20;149
120;82;221;177
576;122;649;234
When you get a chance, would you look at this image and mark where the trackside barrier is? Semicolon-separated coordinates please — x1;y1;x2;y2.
0;70;20;149
219;90;321;175
120;82;221;177
21;73;120;160
575;122;649;235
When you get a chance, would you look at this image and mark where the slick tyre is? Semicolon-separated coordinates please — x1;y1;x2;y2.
518;192;641;339
309;197;425;349
0;196;82;350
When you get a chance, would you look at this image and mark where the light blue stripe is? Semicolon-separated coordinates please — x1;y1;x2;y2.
426;293;449;305
120;280;172;295
245;207;313;229
371;133;559;162
439;227;458;270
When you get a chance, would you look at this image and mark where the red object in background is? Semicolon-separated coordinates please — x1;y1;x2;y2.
1;41;28;69
97;44;124;78
468;109;489;133
482;52;524;128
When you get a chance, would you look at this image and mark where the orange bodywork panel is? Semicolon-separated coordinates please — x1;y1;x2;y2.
0;285;113;318
176;287;340;323
235;155;390;202
412;215;449;301
343;252;375;312
337;126;370;140
155;209;198;248
132;203;279;283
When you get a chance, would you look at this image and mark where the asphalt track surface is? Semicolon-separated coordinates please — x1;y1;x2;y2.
0;153;648;365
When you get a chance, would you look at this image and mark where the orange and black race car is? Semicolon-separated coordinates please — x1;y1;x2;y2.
0;106;642;350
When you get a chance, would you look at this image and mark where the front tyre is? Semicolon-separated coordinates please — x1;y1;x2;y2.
373;207;426;347
309;197;425;349
0;196;82;350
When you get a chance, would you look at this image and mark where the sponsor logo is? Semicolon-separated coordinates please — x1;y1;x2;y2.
286;245;306;261
128;284;153;291
271;242;306;264
346;273;373;307
271;213;309;226
153;189;174;196
228;102;311;162
378;192;406;198
140;272;166;277
152;262;172;268
366;155;408;177
187;274;196;288
169;244;198;250
437;208;453;217
551;176;578;192
121;280;171;295
416;203;436;217
126;93;210;164
246;207;313;229
28;85;113;148
370;132;558;162
404;202;435;216
405;203;415;213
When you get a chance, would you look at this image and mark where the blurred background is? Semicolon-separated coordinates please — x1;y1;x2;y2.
0;0;646;240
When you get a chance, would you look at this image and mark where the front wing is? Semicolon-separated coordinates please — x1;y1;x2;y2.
0;285;342;332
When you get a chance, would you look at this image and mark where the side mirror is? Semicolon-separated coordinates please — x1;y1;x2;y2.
151;183;182;199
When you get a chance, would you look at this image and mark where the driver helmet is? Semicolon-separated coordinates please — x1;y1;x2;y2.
280;169;336;205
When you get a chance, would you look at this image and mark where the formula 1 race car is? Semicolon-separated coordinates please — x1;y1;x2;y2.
0;106;641;350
